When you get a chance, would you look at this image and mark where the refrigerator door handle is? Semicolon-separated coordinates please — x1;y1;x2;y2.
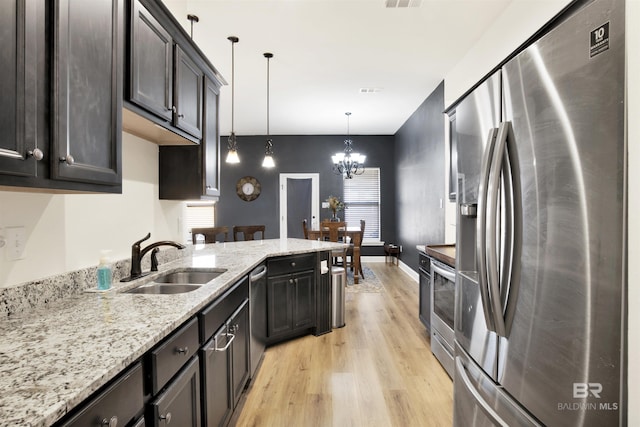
500;121;519;337
476;127;499;332
455;357;510;427
486;122;509;337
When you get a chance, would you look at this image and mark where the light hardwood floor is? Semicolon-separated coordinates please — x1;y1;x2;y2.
234;263;454;427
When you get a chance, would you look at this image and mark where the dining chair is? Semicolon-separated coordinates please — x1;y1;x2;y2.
192;226;229;243
320;220;347;269
233;225;266;241
347;220;365;277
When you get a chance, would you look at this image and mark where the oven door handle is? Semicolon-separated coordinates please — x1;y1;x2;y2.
431;261;455;282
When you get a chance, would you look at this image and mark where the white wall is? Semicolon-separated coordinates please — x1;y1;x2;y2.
0;132;183;288
444;0;638;423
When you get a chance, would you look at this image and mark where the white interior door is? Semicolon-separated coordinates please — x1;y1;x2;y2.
279;173;319;239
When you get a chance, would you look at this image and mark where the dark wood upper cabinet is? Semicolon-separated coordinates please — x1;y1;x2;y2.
0;0;46;178
203;76;221;197
52;0;123;186
129;0;173;122
157;73;220;200
125;0;214;143
0;0;122;192
174;45;203;139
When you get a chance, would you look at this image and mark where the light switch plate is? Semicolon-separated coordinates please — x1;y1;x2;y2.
6;226;26;260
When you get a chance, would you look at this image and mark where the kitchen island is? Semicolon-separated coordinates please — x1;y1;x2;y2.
0;238;341;426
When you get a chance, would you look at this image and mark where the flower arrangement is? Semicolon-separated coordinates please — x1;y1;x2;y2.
326;195;345;221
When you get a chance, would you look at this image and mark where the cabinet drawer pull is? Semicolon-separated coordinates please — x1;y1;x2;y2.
175;346;188;355
59;154;75;165
27;148;43;161
290;261;296;267
159;412;172;424
101;415;118;427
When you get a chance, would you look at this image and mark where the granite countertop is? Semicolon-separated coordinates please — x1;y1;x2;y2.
0;238;342;427
421;243;456;267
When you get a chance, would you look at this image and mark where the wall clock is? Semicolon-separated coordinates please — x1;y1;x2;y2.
236;176;261;201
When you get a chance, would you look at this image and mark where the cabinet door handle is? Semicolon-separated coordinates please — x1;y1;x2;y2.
213;332;235;352
159;412;172;424
59;154;75;165
27;148;43;161
175;346;188;355
290;262;296;267
289;278;295;285
101;416;118;427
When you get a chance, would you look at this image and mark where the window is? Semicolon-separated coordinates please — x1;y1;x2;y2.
343;168;380;241
184;202;215;243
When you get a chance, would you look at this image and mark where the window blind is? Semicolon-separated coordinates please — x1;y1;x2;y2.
343;168;380;240
185;203;215;229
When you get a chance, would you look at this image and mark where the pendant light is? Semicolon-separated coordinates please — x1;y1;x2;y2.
262;52;275;168
332;112;366;178
226;36;240;164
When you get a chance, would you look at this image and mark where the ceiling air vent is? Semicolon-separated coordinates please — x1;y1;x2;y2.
359;88;383;94
385;0;422;8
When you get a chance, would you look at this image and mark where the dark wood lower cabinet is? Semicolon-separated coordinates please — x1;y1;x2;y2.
201;324;233;427
267;270;315;339
150;356;200;427
58;362;144;427
201;298;250;427
230;300;250;408
54;253;327;426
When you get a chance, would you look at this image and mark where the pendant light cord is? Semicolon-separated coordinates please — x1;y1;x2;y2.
267;55;270;137
231;40;235;134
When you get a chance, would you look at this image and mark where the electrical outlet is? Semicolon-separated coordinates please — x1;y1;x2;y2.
322;202;329;209
6;226;26;260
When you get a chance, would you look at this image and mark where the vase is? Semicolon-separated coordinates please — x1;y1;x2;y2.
330;211;340;222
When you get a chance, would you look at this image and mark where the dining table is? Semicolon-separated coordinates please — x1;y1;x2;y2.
306;226;363;284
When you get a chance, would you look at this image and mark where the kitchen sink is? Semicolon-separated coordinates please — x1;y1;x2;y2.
125;268;227;294
126;283;203;294
153;268;227;284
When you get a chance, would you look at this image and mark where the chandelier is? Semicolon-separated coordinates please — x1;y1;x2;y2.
332;112;365;179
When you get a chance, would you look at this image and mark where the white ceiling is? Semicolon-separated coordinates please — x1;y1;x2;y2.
162;0;512;136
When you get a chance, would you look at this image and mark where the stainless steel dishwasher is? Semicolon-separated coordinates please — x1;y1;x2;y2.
249;264;268;376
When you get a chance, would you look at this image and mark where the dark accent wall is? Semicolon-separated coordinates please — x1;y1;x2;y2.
217;134;396;247
394;81;446;271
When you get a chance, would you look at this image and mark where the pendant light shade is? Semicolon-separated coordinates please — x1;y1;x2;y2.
226;36;240;164
332;112;365;179
262;52;275;168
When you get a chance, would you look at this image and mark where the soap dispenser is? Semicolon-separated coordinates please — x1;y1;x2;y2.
97;250;113;290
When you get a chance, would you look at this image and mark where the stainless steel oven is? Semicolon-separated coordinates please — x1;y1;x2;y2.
430;259;455;378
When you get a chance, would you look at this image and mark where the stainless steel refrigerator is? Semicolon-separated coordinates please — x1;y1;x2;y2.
452;0;626;425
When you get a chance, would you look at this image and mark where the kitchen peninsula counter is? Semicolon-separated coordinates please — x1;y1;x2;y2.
0;239;341;426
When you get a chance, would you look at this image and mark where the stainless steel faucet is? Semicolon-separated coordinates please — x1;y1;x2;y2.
122;233;186;282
